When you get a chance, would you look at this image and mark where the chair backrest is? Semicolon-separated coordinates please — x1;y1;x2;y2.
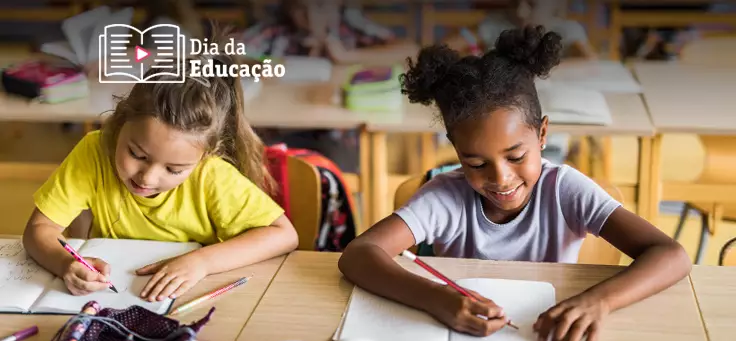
285;156;322;251
394;171;623;266
680;35;736;67
720;237;736;266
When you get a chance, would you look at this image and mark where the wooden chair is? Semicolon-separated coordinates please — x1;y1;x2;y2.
671;36;736;264
394;171;623;266
719;236;736;266
285;156;323;251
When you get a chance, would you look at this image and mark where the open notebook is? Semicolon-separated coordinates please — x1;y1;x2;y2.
334;278;556;341
0;238;200;315
538;86;612;126
538;60;643;94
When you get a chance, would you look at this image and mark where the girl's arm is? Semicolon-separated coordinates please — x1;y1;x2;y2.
23;208;76;277
535;207;691;341
137;214;298;301
441;28;487;55
570;40;599;60
190;214;298;274
338;215;509;336
325;37;419;65
23;208;111;295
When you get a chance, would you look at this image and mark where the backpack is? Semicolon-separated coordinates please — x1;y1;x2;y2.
265;144;357;252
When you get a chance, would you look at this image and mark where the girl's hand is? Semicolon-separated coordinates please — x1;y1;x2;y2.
534;293;610;341
426;285;508;337
136;253;208;302
62;257;111;296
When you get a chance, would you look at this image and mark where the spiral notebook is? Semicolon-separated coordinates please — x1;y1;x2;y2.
0;238;200;315
334;278;556;341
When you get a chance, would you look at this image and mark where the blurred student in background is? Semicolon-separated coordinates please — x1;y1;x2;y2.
443;0;597;166
236;0;418;172
445;0;597;60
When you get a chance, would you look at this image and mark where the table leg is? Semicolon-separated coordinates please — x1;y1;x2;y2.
369;132;388;227
359;127;371;234
637;134;663;224
608;0;622;61
601;136;613;181
637;136;653;222
649;134;663;223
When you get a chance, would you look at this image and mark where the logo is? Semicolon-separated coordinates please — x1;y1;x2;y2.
98;24;186;84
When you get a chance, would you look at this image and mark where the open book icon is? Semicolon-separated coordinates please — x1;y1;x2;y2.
98;24;186;84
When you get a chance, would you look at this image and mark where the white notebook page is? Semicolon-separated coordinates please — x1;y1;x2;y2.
31;238;200;314
337;285;449;341
449;278;556;341
0;238;85;313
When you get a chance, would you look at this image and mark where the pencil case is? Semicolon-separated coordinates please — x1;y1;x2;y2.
341;64;403;112
51;300;215;341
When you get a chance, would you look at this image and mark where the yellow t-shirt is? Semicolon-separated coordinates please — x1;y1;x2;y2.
33;131;284;245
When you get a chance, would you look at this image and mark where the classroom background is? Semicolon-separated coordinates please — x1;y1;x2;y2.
1;0;736;268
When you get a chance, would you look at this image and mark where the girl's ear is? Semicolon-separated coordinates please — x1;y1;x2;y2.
539;115;549;148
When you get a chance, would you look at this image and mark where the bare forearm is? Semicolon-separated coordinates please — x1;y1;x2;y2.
334;41;418;65
23;224;74;277
583;244;691;312
195;225;298;275
338;243;441;313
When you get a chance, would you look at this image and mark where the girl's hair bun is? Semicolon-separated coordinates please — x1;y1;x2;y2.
400;44;461;105
494;25;562;78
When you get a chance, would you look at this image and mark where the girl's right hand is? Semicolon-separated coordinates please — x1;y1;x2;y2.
426;285;509;337
62;257;111;296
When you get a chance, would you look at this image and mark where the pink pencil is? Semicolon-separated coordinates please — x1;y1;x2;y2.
401;250;518;330
58;239;118;293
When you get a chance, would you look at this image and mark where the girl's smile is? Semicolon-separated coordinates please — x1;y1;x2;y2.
450;107;547;223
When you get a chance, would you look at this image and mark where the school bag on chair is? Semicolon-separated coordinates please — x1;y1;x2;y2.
265;144;357;252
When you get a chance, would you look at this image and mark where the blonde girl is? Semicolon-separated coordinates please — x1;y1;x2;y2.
23;53;298;302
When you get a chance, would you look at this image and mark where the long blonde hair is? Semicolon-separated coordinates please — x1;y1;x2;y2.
101;53;276;197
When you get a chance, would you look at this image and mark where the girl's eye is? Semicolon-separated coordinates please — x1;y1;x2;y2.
468;163;486;169
167;168;184;175
508;153;527;163
128;147;145;160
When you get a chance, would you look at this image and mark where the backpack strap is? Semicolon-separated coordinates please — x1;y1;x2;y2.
425;163;462;181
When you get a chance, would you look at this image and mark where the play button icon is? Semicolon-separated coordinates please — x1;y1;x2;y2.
135;46;149;62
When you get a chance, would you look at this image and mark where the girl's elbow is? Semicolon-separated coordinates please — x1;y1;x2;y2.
285;227;299;251
671;241;693;275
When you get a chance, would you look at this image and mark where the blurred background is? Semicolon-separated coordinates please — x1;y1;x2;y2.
1;0;736;266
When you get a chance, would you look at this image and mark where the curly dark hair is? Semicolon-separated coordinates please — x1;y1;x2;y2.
400;25;563;137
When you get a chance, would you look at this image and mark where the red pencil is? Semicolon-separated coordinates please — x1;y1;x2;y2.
400;250;518;330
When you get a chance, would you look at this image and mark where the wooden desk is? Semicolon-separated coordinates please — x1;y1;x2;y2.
0;239;286;341
690;265;736;341
240;251;705;341
634;62;736;225
364;93;657;225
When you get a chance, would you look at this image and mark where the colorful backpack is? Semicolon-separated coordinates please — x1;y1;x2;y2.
265;144;357;252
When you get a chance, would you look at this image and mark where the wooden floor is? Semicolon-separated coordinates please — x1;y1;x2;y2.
1;123;734;266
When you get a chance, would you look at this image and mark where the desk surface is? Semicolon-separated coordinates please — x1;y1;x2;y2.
635;62;736;134
690;265;736;341
0;55;654;136
0;250;286;341
366;92;655;136
240;251;705;341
